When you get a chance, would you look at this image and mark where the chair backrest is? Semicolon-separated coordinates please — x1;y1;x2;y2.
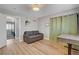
24;31;39;36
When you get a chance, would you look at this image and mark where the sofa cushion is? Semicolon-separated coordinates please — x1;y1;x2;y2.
33;31;39;35
29;34;42;39
26;31;33;36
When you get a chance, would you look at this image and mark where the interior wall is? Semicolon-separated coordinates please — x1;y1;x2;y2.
37;6;79;40
19;17;38;41
15;17;19;40
37;17;49;40
0;14;7;48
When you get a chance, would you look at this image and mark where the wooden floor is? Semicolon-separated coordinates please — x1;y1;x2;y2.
0;39;79;55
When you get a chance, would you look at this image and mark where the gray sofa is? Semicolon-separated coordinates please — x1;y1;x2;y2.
23;31;43;44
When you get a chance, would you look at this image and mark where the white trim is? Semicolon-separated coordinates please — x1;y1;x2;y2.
44;37;49;40
0;44;6;48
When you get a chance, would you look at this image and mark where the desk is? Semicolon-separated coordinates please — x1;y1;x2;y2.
57;34;79;55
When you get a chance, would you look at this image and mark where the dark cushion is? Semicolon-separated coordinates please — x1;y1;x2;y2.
33;31;39;35
24;31;39;36
29;34;42;39
25;31;33;36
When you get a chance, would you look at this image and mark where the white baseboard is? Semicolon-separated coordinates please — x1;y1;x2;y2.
19;39;23;42
0;44;6;48
44;37;49;40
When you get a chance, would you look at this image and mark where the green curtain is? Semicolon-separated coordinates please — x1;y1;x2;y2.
52;17;57;41
56;17;62;36
49;18;53;41
61;14;77;35
62;15;70;34
49;14;77;41
69;14;77;35
49;17;62;41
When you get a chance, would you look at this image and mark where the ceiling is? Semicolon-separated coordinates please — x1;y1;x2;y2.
0;4;79;18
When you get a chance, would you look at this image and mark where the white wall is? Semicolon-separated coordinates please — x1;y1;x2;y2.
0;14;7;48
37;6;79;40
15;17;19;40
19;17;38;41
38;17;49;40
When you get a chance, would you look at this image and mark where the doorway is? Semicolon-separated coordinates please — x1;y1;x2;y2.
6;20;15;40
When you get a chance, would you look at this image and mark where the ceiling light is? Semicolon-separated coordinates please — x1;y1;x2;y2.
32;4;40;11
33;7;40;11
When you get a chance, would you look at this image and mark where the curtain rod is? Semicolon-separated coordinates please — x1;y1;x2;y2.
50;12;79;19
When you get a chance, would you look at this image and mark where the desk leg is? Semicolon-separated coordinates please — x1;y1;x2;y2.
68;43;72;55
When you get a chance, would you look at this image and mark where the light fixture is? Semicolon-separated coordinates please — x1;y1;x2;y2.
32;4;40;11
33;7;40;11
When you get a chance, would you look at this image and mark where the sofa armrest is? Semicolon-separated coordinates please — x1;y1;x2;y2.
38;33;43;35
38;33;44;37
